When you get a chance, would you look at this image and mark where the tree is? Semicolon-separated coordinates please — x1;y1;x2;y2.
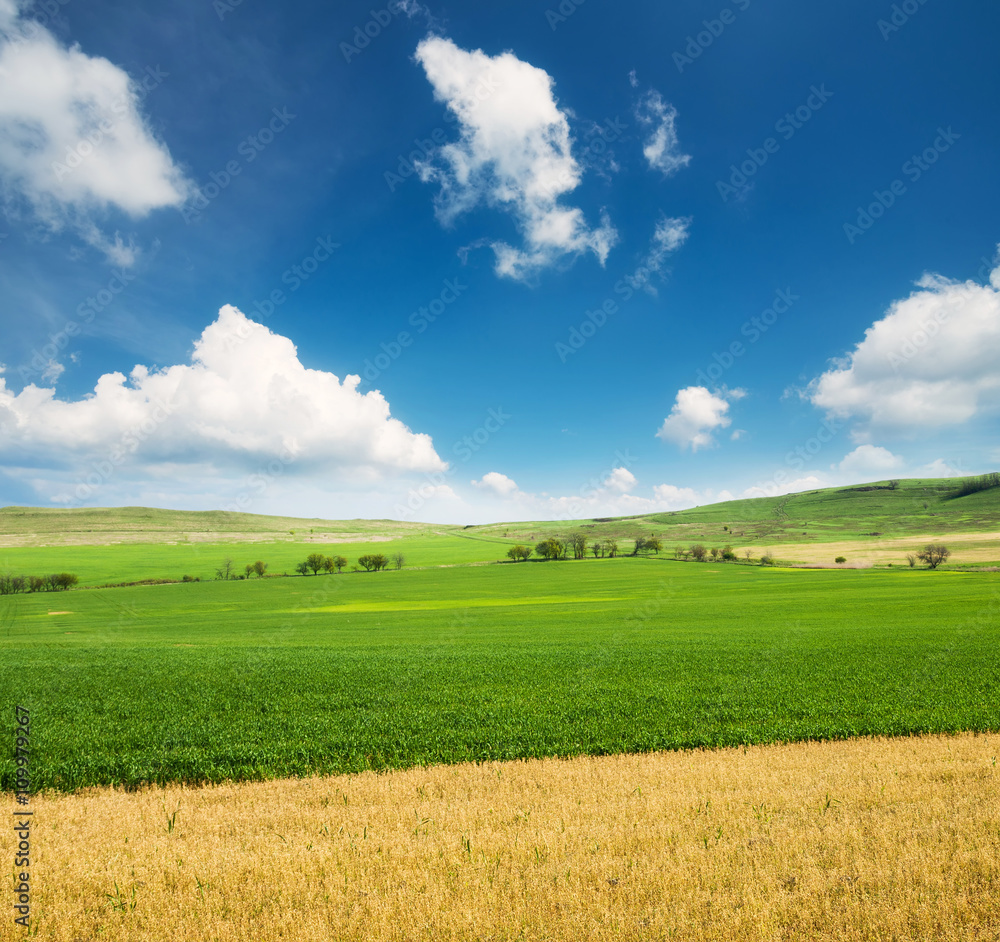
606;538;618;558
710;547;719;560
906;554;916;568
215;558;235;580
320;556;335;574
674;546;685;559
570;532;588;559
245;563;255;579
358;553;389;572
689;544;707;562
835;556;846;564
646;538;662;554
592;541;604;558
294;561;309;576
721;545;737;561
331;555;348;573
759;553;775;566
632;537;648;556
392;552;406;570
507;545;531;562
535;538;564;560
49;573;78;591
305;552;326;575
916;544;950;569
28;575;46;592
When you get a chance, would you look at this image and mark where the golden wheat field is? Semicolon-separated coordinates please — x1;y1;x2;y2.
4;732;999;942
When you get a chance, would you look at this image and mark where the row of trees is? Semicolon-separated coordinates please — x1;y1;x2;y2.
676;544;740;562
0;572;78;594
507;534;663;562
215;551;408;580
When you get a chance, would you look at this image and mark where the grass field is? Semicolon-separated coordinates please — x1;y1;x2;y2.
2;478;998;586
2;480;999;937
2;559;998;792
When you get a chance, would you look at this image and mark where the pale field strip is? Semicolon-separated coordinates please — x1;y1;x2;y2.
3;732;998;941
738;531;1000;566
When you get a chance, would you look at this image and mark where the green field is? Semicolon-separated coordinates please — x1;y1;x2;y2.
2;557;998;792
2;477;999;587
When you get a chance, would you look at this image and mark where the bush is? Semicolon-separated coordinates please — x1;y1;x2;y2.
721;545;737;561
759;554;775;566
689;544;707;562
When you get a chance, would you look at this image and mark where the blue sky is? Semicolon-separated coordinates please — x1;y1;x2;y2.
0;0;998;523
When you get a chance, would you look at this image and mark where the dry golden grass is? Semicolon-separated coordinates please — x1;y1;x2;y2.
4;732;999;941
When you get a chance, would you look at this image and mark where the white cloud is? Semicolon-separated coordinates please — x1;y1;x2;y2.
656;386;743;451
915;458;966;478
808;256;1000;439
464;467;714;519
604;466;636;493
837;444;903;476
741;474;826;500
0;306;446;504
414;35;617;281
39;358;64;383
0;7;190;261
634;88;691;177
652;483;700;506
472;470;521;497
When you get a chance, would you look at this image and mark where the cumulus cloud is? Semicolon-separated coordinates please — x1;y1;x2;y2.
837;444;903;476
472;470;521;497
916;458;965;478
808;256;1000;439
656;386;743;451
0;6;190;261
414;35;617;281
0;306;445;504
466;466;713;519
740;475;826;500
603;466;636;493
634;88;691;177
